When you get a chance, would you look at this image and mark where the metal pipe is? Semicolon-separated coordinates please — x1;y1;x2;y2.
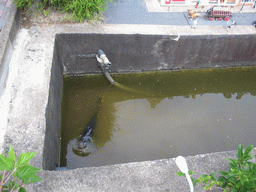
96;50;114;84
102;71;115;84
98;64;115;84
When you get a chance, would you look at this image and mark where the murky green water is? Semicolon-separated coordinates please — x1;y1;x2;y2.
60;67;256;169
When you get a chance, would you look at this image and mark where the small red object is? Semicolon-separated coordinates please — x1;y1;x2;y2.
165;0;171;4
224;17;230;21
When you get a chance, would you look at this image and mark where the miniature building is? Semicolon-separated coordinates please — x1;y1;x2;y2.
160;0;252;6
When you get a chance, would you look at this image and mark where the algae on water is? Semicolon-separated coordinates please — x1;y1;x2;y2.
61;67;256;168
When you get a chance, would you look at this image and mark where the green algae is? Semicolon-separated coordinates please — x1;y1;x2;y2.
60;67;256;168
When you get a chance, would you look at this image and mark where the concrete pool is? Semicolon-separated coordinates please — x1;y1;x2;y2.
3;27;256;191
44;33;256;171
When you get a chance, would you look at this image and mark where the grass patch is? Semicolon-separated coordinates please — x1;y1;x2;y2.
14;0;112;22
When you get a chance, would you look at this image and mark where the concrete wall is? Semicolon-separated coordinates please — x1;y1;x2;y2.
56;34;256;75
43;33;256;170
0;6;20;97
44;39;63;170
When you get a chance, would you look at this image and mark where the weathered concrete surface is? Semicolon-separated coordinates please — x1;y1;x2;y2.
0;3;20;97
0;6;21;152
0;1;20;150
57;33;256;75
35;150;256;192
44;40;63;170
1;22;256;192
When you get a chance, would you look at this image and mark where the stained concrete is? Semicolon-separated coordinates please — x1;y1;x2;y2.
34;150;256;192
1;1;256;191
0;2;20;151
0;3;20;97
44;40;63;171
57;34;256;75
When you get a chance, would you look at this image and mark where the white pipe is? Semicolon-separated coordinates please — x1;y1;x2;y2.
175;156;194;192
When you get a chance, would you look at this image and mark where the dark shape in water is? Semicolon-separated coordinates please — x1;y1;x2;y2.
72;116;96;156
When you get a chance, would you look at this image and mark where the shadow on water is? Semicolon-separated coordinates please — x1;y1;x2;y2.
61;67;256;168
60;75;113;166
63;76;154;164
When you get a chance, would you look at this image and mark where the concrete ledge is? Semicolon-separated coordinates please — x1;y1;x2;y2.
57;33;256;75
29;149;256;192
0;3;20;97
